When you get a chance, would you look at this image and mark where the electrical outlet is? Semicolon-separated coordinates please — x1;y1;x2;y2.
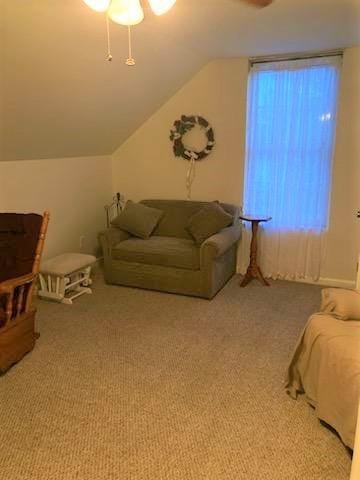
79;235;85;249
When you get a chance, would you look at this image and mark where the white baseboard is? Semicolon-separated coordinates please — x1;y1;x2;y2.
292;277;356;289
92;257;103;272
236;268;356;289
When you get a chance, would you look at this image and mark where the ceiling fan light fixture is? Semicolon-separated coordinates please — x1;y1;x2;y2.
148;0;176;16
108;0;144;26
243;0;273;7
82;0;111;13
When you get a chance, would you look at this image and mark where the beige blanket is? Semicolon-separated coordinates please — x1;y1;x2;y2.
286;313;360;449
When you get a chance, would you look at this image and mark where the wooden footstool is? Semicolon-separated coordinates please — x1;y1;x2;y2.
38;253;96;304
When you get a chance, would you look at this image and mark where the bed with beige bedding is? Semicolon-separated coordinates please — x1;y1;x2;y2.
286;288;360;450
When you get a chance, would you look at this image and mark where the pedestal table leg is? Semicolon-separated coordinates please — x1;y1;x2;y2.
240;220;270;287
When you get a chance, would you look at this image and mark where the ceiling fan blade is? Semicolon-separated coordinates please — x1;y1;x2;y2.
242;0;273;7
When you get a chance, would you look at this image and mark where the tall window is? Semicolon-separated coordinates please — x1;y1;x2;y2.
243;56;341;231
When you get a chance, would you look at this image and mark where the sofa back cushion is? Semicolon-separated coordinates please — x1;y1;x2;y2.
186;202;233;245
111;200;163;239
141;200;239;239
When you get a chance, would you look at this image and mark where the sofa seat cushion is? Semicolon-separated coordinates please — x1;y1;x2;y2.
112;236;200;270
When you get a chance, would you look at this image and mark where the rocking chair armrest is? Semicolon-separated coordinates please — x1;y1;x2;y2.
0;273;36;294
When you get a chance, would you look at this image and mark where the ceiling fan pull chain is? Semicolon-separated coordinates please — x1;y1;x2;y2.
106;14;113;61
126;26;136;66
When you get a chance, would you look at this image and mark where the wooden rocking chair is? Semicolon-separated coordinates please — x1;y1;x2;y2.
0;212;49;373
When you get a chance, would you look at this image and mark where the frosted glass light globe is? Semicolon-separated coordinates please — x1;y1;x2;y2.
82;0;111;13
108;0;144;26
148;0;176;16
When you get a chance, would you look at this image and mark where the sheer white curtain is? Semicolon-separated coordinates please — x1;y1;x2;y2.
239;56;341;281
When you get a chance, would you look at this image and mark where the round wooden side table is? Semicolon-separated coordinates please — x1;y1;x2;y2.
239;214;271;287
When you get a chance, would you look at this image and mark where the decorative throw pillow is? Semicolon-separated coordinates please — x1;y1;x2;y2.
111;200;163;239
320;288;360;320
186;201;233;245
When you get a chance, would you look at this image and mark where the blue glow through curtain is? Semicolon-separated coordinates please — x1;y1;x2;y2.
244;57;341;232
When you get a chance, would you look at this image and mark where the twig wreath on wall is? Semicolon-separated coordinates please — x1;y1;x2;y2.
169;115;215;199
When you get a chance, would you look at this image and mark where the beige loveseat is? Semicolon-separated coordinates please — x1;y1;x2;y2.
99;199;241;299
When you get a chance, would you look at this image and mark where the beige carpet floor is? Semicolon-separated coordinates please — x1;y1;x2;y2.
0;274;352;479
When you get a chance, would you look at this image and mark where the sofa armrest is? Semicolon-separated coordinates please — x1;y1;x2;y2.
98;228;131;257
200;224;241;266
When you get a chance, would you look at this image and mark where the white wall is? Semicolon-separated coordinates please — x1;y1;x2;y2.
1;50;357;281
323;47;360;284
112;49;360;285
0;156;112;259
112;59;248;206
0;167;4;210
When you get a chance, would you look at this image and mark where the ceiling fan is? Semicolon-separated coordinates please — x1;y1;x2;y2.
83;0;274;65
83;0;274;25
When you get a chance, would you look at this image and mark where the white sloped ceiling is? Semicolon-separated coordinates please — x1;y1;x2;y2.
1;0;359;161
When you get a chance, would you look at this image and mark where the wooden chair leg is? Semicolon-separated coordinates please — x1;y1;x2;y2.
0;310;37;373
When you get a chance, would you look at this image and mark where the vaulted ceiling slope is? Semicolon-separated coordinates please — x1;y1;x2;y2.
1;0;360;161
